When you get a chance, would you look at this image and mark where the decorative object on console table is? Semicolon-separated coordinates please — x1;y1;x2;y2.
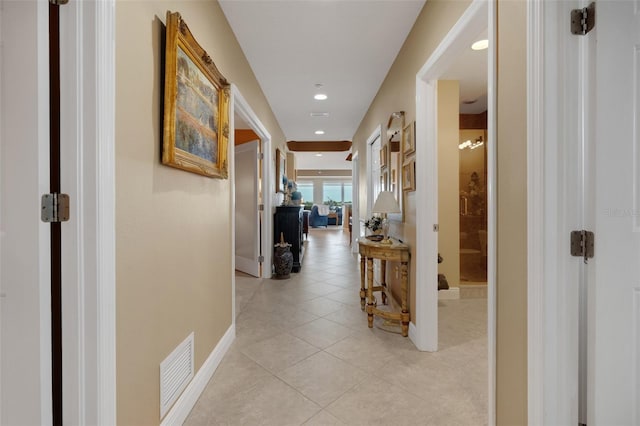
273;233;293;279
371;191;401;244
273;206;304;272
358;238;411;336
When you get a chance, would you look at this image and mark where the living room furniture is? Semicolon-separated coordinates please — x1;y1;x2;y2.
358;238;411;336
274;206;304;272
309;204;329;228
302;210;309;239
327;207;343;225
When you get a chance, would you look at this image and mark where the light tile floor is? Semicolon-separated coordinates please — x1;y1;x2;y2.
186;227;487;426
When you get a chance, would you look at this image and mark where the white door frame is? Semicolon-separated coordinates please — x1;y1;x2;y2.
229;85;273;321
414;0;495;422
365;125;382;217
527;0;592;423
59;1;117;424
351;151;360;252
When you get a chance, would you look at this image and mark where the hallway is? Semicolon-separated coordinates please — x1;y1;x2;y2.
186;228;487;425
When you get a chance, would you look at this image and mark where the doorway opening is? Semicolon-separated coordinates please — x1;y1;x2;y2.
230;85;273;322
414;0;495;422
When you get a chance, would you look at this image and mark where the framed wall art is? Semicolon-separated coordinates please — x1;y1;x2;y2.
402;121;415;157
380;143;388;168
402;159;416;192
162;11;230;178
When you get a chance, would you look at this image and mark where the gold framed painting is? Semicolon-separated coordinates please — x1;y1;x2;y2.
402;159;415;192
162;11;230;178
402;121;416;157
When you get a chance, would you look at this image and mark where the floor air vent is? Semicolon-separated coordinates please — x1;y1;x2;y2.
160;332;194;418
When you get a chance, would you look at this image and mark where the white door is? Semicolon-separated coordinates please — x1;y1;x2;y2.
0;1;53;424
235;141;262;277
589;1;640;422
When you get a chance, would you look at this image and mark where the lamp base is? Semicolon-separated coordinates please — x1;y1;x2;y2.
380;238;393;245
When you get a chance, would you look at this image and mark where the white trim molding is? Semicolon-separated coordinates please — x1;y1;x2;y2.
365;125;382;218
57;0;116;424
231;84;273;280
160;326;235;426
527;0;545;424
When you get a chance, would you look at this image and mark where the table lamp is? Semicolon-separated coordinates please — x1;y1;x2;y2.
372;191;401;244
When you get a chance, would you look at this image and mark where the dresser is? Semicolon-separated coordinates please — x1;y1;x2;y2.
274;206;304;272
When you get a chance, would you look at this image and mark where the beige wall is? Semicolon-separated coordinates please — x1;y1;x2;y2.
437;80;461;288
353;0;472;319
496;0;528;423
115;1;284;424
353;0;528;424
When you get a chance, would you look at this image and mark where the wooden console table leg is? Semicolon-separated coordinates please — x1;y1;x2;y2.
359;255;366;311
366;257;375;328
400;261;409;337
380;259;388;305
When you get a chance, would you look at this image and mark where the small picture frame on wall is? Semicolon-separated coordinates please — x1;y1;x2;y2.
402;159;415;192
402;121;416;157
380;144;388;168
162;11;230;179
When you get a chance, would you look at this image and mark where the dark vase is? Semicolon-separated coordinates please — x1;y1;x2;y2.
273;243;293;279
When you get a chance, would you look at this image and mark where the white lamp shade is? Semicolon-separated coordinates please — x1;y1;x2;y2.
372;191;401;214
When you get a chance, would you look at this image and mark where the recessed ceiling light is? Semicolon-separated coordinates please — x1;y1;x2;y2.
310;112;329;117
314;93;328;100
315;153;323;157
471;39;489;51
314;130;325;135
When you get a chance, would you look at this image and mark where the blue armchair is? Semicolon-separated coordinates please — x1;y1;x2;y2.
310;205;329;228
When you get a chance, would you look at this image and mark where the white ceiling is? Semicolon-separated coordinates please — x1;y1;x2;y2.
223;0;487;170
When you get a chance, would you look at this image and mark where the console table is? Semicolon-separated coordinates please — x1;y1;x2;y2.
358;238;411;336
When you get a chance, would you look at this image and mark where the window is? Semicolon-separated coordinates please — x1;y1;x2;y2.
322;181;351;204
343;183;352;204
297;181;314;204
323;182;342;204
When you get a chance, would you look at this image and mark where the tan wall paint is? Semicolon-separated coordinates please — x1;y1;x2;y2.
353;0;528;423
115;1;284;424
353;0;472;319
437;80;461;288
496;0;528;424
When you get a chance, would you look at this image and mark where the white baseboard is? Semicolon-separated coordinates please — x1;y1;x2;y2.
438;287;460;300
160;324;235;426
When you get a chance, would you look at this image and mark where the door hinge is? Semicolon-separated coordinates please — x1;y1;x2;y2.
259;204;264;211
433;224;439;232
258;255;264;263
258;153;264;160
571;2;595;35
49;0;69;4
41;193;70;223
571;230;594;263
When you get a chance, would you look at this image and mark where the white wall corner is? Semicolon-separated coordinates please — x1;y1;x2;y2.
159;325;235;426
